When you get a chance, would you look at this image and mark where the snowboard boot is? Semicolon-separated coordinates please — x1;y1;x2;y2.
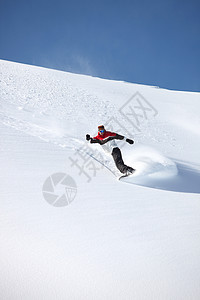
126;166;135;176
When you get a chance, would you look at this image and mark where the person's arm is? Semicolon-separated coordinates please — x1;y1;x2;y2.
86;135;115;145
86;134;102;144
86;133;134;145
115;133;124;140
90;138;101;144
112;133;134;144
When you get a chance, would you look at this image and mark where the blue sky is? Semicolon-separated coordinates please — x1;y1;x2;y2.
0;0;200;91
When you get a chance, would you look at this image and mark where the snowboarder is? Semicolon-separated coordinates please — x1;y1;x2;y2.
86;125;135;175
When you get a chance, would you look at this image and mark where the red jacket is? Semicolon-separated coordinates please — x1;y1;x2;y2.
93;131;116;141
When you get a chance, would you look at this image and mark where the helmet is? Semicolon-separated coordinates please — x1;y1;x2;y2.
98;125;105;131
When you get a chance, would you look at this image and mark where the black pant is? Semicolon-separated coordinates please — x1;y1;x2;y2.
111;147;129;174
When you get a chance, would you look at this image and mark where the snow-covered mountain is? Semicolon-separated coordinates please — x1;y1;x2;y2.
0;59;200;299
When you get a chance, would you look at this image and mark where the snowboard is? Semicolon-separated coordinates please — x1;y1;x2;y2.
118;169;136;180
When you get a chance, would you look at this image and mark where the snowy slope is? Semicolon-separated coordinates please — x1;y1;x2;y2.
0;59;200;299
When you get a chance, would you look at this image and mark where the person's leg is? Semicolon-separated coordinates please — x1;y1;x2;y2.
111;147;129;174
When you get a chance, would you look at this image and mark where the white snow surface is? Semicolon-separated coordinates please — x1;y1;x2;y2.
0;59;200;299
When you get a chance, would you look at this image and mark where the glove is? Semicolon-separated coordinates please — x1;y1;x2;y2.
86;134;91;141
126;138;134;144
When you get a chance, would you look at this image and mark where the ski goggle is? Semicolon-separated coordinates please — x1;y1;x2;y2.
99;129;105;133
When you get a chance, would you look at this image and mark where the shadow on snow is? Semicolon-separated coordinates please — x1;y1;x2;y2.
121;160;200;194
